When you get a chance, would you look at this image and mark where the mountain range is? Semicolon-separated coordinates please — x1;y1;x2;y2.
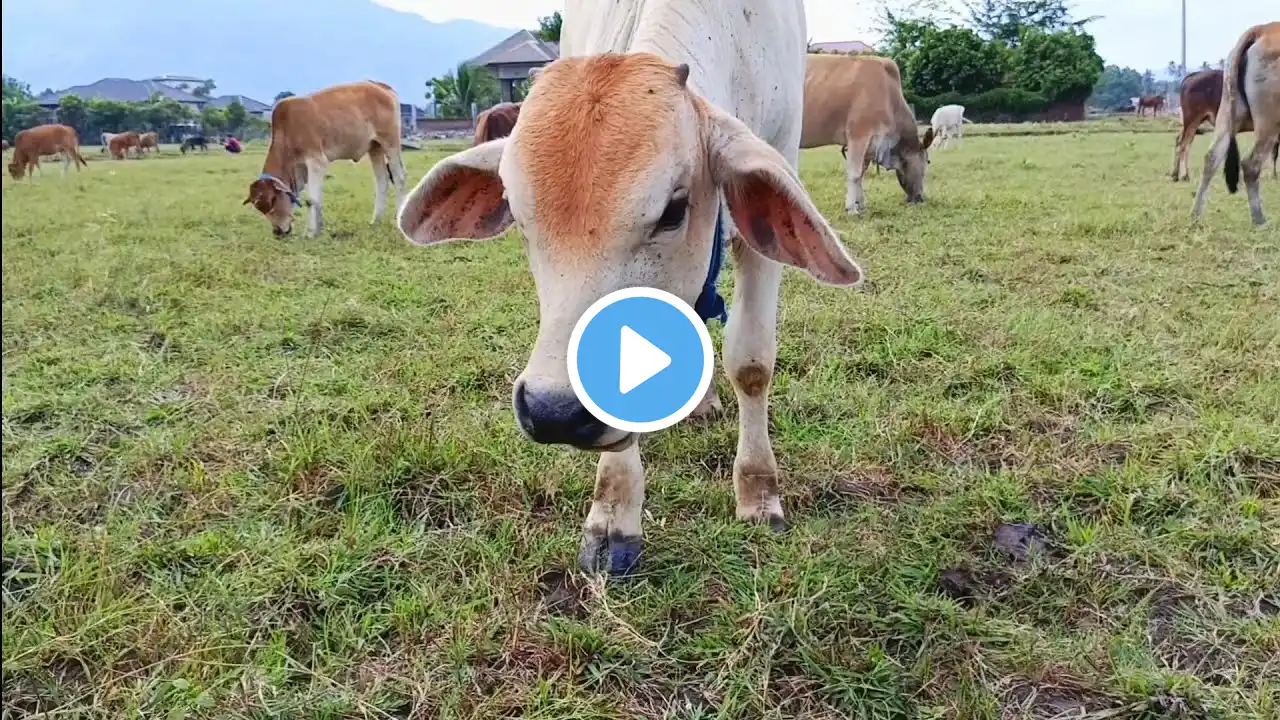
1;0;516;105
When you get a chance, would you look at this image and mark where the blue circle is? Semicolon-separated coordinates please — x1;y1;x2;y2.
574;296;709;425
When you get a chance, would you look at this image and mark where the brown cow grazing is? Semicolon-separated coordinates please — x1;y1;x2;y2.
139;132;159;154
1173;71;1276;182
1136;95;1165;116
1193;22;1280;226
244;80;406;237
473;102;521;145
108;131;142;159
802;53;933;214
8;124;88;180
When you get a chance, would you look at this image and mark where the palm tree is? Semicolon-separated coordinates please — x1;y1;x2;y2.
431;63;499;119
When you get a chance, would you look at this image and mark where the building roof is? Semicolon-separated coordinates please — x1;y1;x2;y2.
35;78;205;106
469;29;559;67
150;75;209;84
208;94;271;113
809;40;875;54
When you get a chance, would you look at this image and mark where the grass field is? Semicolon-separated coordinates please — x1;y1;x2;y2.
3;123;1279;719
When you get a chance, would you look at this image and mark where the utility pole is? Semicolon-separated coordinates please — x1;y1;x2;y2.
1181;0;1187;79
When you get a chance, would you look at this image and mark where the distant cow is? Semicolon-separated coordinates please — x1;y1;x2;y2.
1;139;9;151
473;102;521;145
8;124;88;180
139;132;159;154
802;53;933;213
1193;22;1280;225
180;135;209;154
1136;95;1165;116
929;104;971;149
100;131;117;153
245;80;406;236
108;131;142;159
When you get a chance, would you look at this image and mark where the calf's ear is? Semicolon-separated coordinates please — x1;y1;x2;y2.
921;127;935;151
397;138;514;245
705;105;864;287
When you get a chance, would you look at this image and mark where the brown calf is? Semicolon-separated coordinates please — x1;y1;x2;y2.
108;131;142;159
802;53;933;214
8;124;88;180
139;132;159;154
473;102;521;145
1193;22;1280;225
244;80;406;237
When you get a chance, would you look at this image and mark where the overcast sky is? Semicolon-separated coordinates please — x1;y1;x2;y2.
376;0;1274;72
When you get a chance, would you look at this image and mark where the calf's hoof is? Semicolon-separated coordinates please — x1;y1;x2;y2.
688;387;723;422
579;530;642;577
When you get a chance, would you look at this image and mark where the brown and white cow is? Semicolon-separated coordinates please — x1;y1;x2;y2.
398;0;863;575
801;53;933;214
244;80;406;237
473;102;521;145
8;124;88;180
139;132;159;154
1193;22;1280;226
108;131;142;159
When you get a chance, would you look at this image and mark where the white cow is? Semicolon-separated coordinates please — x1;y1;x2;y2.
397;0;864;575
929;104;970;149
100;131;118;154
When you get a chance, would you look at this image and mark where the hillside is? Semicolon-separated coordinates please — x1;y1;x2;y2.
0;0;515;105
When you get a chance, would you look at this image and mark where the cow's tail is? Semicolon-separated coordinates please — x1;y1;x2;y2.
1219;26;1259;192
1225;137;1241;193
962;117;974;124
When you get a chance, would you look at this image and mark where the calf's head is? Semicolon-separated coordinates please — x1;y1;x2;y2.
894;127;934;204
243;176;296;236
398;53;863;450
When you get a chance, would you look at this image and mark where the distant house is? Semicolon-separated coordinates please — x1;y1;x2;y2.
400;103;426;135
35;78;208;111
208;94;272;119
808;40;875;55
469;29;559;104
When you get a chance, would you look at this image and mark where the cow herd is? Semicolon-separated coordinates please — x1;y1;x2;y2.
1;4;1277;575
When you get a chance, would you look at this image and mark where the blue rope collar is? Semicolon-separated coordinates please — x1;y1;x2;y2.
259;172;301;207
693;206;728;324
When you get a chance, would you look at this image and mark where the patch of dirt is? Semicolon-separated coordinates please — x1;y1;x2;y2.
1147;588;1248;685
993;523;1052;562
938;566;1011;605
917;422;1027;472
1028;415;1079;443
1002;678;1120;720
1224;447;1280;498
393;476;472;529
802;466;927;511
537;569;586;619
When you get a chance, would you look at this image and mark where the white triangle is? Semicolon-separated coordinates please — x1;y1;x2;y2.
619;325;671;395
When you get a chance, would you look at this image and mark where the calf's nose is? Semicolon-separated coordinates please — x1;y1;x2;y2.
513;380;608;448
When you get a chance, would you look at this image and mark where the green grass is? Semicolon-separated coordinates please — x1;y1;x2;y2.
3;125;1279;719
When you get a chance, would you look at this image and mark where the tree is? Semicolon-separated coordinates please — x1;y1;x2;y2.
274;91;295;102
965;0;1098;46
1089;65;1144;108
200;106;227;134
429;63;500;118
86;98;138;134
138;94;193;131
3;74;33;103
1141;69;1156;94
906;26;1006;96
537;11;562;41
225;100;248;135
56;95;89;136
1199;61;1212;72
192;79;216;98
1008;27;1103;102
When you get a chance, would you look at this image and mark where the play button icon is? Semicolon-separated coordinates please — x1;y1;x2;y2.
568;287;714;434
619;326;671;394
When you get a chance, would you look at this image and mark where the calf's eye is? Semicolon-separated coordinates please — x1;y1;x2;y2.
655;193;689;234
